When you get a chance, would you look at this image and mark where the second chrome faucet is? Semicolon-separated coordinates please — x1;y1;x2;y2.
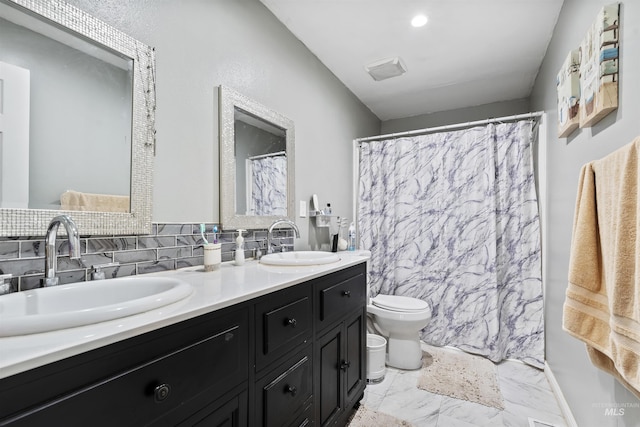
266;219;300;254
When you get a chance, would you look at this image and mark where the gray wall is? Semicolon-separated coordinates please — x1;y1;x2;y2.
530;1;640;425
64;0;380;248
381;98;530;134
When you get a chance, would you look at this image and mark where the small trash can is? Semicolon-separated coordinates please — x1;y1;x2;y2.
366;333;387;384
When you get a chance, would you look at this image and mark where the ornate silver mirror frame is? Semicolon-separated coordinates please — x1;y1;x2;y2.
219;86;295;230
0;0;155;236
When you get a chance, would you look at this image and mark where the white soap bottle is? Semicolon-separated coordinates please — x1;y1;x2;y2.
235;229;245;266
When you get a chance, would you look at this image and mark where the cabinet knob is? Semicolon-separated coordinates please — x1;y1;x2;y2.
286;385;298;396
342;290;351;297
340;361;351;371
286;318;297;328
154;383;171;403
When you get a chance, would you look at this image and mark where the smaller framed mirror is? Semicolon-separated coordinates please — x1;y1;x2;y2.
219;86;295;230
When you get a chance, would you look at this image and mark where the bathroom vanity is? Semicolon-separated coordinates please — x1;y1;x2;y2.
0;257;367;427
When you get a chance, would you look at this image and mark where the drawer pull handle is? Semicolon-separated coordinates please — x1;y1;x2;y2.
154;383;171;403
286;318;297;328
286;385;298;396
340;361;351;371
342;290;351;297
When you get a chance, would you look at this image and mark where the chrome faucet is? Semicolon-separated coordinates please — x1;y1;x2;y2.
42;215;81;287
267;219;300;254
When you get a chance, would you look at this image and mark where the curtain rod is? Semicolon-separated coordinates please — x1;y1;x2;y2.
247;151;286;161
355;111;544;143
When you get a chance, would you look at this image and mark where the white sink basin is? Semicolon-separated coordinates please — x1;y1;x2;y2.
0;276;193;336
260;251;340;266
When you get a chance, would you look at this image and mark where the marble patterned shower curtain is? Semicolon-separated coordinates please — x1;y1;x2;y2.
248;155;287;216
358;120;544;367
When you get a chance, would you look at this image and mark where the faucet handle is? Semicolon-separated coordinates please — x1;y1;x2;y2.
0;274;12;295
91;262;119;280
281;243;294;252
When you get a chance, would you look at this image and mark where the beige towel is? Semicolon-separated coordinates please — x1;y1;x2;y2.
563;137;640;398
568;163;602;292
60;190;130;213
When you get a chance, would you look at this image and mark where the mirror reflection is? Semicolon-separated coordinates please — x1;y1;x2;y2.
219;86;295;230
234;108;287;216
0;2;133;212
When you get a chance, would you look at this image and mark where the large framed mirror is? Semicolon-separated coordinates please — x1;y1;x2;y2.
219;86;295;230
0;0;155;236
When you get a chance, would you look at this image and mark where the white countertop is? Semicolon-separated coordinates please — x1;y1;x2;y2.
0;252;370;380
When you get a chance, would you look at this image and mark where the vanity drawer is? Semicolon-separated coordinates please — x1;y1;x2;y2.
2;310;249;427
288;403;314;427
315;264;366;332
255;283;312;371
255;345;313;427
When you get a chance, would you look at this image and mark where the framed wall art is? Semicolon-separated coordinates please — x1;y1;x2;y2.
579;3;620;128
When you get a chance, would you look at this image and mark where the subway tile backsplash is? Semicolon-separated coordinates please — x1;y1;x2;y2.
0;223;294;292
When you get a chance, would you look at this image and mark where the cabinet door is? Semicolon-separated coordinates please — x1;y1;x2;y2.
344;312;366;406
315;324;343;427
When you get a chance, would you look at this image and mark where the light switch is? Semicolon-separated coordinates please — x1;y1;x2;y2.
300;200;307;217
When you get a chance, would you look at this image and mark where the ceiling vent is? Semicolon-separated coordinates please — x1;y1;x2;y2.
365;57;407;81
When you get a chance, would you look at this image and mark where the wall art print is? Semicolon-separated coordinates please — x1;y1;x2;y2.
579;3;620;129
556;3;620;138
556;49;581;138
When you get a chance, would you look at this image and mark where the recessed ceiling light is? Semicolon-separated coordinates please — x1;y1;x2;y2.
411;14;428;28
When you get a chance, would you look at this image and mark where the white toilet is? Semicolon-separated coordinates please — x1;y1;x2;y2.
367;294;432;370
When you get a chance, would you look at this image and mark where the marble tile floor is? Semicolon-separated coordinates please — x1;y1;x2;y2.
358;343;567;427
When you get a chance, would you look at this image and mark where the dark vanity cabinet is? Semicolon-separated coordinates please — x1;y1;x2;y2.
253;281;314;427
252;262;367;427
313;266;367;427
0;262;367;427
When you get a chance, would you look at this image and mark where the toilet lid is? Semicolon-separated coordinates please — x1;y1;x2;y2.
372;295;430;313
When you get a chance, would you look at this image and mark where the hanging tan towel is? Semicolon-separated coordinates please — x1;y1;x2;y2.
60;190;130;213
563;136;640;398
567;163;602;293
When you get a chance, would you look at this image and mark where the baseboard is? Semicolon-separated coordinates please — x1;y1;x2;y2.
544;362;578;427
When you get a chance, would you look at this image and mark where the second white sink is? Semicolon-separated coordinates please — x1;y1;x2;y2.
0;276;193;337
260;251;340;266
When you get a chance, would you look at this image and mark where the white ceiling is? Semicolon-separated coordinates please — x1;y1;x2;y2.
259;0;565;121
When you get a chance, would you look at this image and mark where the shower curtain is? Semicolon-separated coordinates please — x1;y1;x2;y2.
248;154;287;216
358;120;544;367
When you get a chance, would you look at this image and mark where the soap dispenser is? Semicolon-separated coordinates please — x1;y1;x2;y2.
348;222;356;251
234;229;246;266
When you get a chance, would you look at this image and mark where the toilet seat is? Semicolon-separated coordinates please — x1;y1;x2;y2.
371;295;429;313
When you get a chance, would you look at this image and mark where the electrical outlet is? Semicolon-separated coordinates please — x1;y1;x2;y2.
300;200;307;217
